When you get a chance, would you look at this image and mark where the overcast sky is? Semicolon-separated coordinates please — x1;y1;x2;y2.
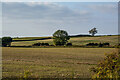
1;2;118;37
1;0;120;2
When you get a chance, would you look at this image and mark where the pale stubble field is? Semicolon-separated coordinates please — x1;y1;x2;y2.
2;47;116;78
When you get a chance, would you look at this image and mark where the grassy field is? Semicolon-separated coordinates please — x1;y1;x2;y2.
2;47;116;78
11;36;119;46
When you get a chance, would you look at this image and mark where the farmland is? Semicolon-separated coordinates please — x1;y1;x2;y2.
2;47;116;78
11;36;119;46
2;35;119;78
2;1;119;79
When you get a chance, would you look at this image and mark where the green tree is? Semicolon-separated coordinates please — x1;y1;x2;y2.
53;30;70;46
89;28;97;36
2;37;12;47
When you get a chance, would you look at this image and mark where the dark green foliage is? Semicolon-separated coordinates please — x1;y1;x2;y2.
32;43;41;46
0;38;1;47
86;42;110;47
99;43;110;47
66;43;72;46
89;28;97;36
86;43;99;46
90;50;120;79
2;37;12;47
32;42;49;46
53;30;70;46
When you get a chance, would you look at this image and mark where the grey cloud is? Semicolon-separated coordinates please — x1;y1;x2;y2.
2;2;118;37
3;2;90;22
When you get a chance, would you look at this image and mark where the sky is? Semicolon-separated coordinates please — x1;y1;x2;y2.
1;2;118;37
1;0;120;2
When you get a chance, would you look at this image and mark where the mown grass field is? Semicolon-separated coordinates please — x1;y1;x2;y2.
11;36;118;46
2;47;116;78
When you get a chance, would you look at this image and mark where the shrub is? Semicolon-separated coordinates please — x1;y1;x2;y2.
44;43;49;46
23;70;32;79
41;43;49;46
103;43;110;46
20;70;32;79
66;43;72;46
32;42;49;46
32;43;41;46
86;43;98;46
99;43;103;47
86;42;110;47
90;50;120;79
2;37;12;47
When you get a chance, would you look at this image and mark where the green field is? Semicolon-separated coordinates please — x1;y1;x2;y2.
2;47;116;78
11;36;118;46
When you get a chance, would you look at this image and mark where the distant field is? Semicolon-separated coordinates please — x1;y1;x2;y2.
12;36;119;46
70;36;118;46
2;47;116;78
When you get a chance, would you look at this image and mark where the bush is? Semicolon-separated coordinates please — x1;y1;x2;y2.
44;43;49;46
86;42;110;47
32;42;49;46
103;43;110;46
86;43;98;46
2;37;12;47
99;43;103;47
90;50;120;79
66;43;72;46
41;43;49;46
32;43;41;46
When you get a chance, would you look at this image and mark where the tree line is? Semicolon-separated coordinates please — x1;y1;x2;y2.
1;28;98;47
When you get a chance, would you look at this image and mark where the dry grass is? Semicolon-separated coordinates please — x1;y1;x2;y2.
2;47;116;78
